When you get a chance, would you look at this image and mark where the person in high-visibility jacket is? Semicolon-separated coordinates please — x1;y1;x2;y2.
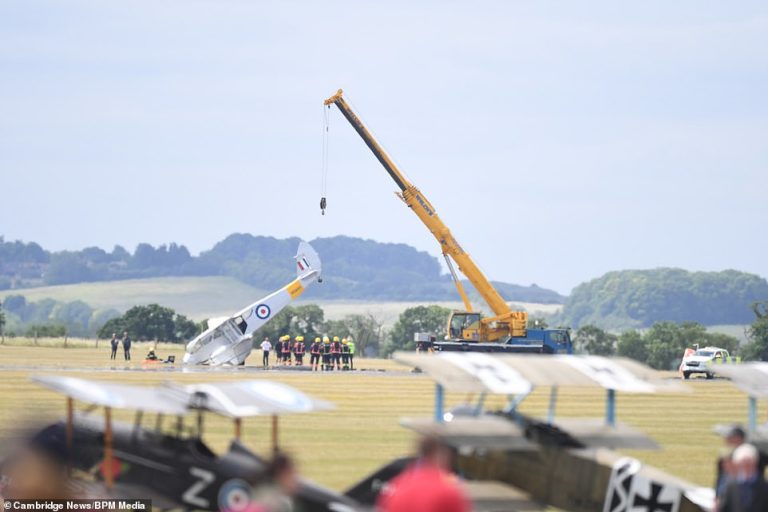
331;336;343;371
348;339;356;370
310;337;322;371
293;335;306;366
280;335;292;366
322;336;331;371
341;338;351;370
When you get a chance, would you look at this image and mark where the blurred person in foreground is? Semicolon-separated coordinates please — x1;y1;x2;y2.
718;443;768;512
248;452;299;512
377;435;471;512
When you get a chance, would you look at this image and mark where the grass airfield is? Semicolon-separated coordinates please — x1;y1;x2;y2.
0;340;753;493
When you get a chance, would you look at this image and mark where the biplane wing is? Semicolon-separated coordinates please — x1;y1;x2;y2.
178;380;335;417
32;375;189;414
711;362;768;398
393;352;687;451
395;352;687;394
32;376;333;418
709;362;768;449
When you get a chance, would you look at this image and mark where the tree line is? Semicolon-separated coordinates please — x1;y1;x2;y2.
0;234;564;303
558;268;768;329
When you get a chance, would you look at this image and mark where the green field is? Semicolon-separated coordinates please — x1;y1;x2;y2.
0;277;562;325
0;340;752;496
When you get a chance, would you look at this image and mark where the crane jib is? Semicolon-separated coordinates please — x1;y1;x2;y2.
330;98;408;192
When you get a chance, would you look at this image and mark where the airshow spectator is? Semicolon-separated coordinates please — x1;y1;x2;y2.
718;443;768;512
250;452;299;512
109;333;119;360
122;331;132;361
377;435;470;512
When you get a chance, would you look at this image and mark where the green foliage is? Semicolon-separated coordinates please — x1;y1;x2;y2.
1;234;563;302
742;302;768;361
559;268;768;329
2;294;119;337
0;305;5;337
617;330;647;361
96;304;200;342
383;305;451;356
25;324;66;337
616;321;740;369
574;325;617;355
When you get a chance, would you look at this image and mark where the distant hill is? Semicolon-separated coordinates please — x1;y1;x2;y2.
557;268;768;329
0;234;564;303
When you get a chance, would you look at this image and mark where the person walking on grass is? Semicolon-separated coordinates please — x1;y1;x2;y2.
109;333;119;360
122;331;132;361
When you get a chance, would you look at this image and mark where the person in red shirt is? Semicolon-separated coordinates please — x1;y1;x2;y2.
377;436;471;512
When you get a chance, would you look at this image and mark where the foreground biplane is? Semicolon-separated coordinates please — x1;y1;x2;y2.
711;362;768;452
346;352;715;512
0;376;360;511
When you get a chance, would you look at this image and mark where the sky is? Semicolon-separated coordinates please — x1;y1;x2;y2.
1;1;766;295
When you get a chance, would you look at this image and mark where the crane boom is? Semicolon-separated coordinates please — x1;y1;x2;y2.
324;89;527;340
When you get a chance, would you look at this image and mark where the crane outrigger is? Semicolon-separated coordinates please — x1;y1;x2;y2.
324;89;571;353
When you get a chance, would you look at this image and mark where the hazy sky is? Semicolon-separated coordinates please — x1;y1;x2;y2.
1;1;766;294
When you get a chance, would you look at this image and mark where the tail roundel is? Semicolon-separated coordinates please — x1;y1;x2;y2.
295;241;322;280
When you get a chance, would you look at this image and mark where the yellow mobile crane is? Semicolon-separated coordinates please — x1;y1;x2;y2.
324;90;572;354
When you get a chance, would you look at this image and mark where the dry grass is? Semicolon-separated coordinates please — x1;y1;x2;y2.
0;343;749;492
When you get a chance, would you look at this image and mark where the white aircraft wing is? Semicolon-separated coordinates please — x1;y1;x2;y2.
32;375;189;415
394;352;687;394
177;380;334;417
712;362;768;398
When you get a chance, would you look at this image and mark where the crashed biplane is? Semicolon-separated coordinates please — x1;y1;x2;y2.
184;240;321;366
346;352;714;512
0;375;360;511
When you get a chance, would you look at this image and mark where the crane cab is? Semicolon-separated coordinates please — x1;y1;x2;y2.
448;311;482;341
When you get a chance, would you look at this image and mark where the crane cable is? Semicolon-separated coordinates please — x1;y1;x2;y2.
320;105;330;215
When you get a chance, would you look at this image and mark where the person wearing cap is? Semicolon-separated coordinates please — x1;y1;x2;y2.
719;443;768;512
310;337;322;371
341;338;351;370
293;335;306;366
322;336;331;371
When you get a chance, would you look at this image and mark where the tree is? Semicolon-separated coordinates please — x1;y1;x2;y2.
26;324;66;337
574;325;617;355
97;304;200;342
617;330;648;364
43;252;93;285
743;302;768;361
342;314;384;357
385;305;451;356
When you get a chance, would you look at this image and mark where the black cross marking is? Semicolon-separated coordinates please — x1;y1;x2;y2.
632;482;675;512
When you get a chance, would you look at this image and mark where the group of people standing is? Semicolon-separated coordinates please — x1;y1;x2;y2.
109;331;132;361
259;335;356;371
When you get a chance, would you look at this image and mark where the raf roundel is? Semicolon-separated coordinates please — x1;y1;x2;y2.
254;304;271;320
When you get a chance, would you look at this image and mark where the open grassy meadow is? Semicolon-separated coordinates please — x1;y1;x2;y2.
0;340;752;494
